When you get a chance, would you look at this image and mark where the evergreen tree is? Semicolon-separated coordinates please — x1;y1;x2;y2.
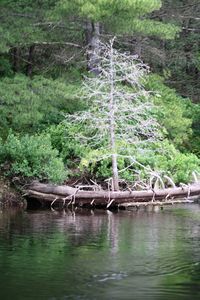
0;0;60;76
54;0;179;73
137;0;200;101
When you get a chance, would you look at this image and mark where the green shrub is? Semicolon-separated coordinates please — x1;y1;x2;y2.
0;56;13;77
135;142;200;184
136;142;200;184
79;141;200;185
45;122;87;163
0;132;67;183
0;74;83;137
185;103;200;157
146;75;193;150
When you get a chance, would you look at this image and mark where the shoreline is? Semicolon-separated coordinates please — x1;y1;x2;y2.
0;176;26;208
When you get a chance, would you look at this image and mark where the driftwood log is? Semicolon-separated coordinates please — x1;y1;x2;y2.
25;182;200;208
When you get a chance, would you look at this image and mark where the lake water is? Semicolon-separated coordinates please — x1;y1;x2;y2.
0;204;200;300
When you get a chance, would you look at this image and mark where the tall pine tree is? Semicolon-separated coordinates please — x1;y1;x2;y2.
54;0;179;73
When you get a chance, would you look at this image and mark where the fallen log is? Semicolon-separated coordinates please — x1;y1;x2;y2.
25;182;200;208
118;199;196;209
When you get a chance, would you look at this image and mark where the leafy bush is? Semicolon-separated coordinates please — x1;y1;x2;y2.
135;141;200;184
79;141;200;185
146;75;193;149
0;132;67;183
0;56;13;77
185;103;200;156
45;122;86;163
0;74;82;138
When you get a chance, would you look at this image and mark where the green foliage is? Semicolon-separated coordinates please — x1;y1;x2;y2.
136;141;200;184
80;141;200;184
0;26;11;53
55;0;179;39
184;102;200;156
108;16;179;39
0;56;13;77
80;148;112;179
0;74;82;137
141;0;200;102
0;132;67;183
146;75;193;149
0;0;199;187
56;0;162;20
45;123;86;163
0;0;57;52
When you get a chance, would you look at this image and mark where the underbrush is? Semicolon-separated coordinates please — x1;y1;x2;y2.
0;132;67;183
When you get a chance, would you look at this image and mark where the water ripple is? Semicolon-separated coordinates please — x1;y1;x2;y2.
93;271;128;282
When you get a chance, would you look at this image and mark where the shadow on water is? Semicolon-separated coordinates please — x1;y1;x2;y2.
0;204;200;299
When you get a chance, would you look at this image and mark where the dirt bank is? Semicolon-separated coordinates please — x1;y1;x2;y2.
0;176;25;208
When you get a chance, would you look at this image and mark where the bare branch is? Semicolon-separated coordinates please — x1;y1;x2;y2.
66;39;161;189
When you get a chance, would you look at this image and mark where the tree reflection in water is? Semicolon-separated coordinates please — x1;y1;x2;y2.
0;205;199;300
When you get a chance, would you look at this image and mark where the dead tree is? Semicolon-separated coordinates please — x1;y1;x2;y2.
66;39;160;190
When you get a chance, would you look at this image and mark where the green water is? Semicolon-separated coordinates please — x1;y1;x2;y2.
0;205;200;300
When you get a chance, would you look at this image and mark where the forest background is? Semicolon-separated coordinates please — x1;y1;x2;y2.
0;0;200;189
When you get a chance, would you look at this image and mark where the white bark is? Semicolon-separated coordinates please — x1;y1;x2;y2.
109;40;119;190
66;39;160;188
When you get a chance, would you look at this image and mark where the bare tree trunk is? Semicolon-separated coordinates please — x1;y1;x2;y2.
26;45;35;77
111;153;119;191
135;36;142;57
85;21;100;75
11;47;20;72
109;41;119;191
